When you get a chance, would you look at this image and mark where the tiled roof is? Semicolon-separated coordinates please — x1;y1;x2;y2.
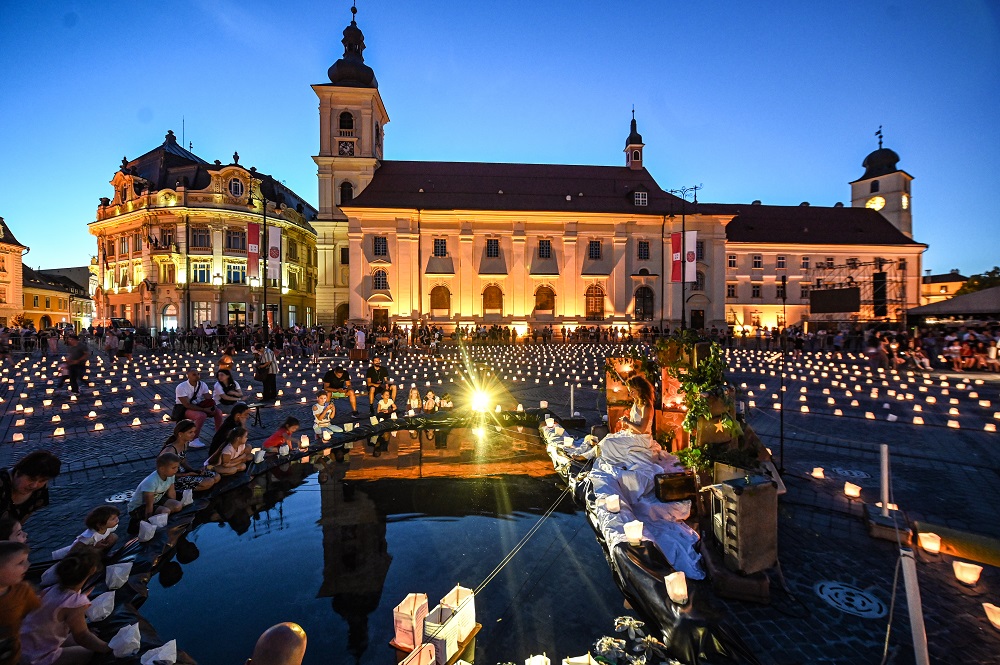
909;284;1000;317
698;202;922;246
922;272;967;284
344;161;687;214
22;265;86;295
0;217;27;248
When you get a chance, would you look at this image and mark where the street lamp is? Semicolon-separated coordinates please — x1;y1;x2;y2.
779;274;787;474
249;276;260;327
247;176;269;341
212;273;224;326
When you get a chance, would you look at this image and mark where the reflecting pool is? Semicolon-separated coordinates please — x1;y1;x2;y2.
141;426;625;663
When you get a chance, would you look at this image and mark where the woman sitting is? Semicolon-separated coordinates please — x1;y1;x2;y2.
160;419;219;492
574;376;655;465
0;450;61;524
213;369;244;410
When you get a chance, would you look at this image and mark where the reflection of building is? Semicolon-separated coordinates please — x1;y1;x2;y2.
88;131;318;331
0;217;26;327
921;270;967;305
36;267;94;330
21;265;80;329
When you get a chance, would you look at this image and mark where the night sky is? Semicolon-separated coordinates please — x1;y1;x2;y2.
1;1;997;275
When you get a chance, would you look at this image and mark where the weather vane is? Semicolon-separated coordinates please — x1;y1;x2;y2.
875;125;883;149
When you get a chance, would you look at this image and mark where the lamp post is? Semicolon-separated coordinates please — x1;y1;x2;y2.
247;179;269;342
212;273;224;325
779;274;787;474
249;276;260;327
668;185;702;330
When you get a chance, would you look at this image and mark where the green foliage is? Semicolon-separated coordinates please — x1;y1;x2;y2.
656;332;732;434
10;313;29;328
955;266;1000;296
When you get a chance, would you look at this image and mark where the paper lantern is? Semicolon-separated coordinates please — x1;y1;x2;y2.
605;495;621;513
953;561;983;586
121;407;130;414
53;427;65;436
623;520;644;545
12;433;23;442
94;423;104;431
131;418;141;426
918;532;941;554
811;468;825;479
983;603;1000;630
844;482;862;498
278;444;290;456
665;571;688;605
563;436;574;446
525;656;551;665
539;400;548;408
253;448;265;464
300;434;310;450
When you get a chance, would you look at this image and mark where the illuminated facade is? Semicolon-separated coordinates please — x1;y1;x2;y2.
88;132;319;331
21;266;80;329
0;217;26;328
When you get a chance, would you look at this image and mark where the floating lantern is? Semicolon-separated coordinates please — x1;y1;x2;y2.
53;427;65;436
525;656;550;665
539;400;548;409
984;603;1000;630
121;407;129;414
665;571;688;605
811;468;825;479
623;520;644;545
875;501;899;511
918;532;941;554
986;424;997;433
322;431;332;441
12;433;23;442
278;444;290;456
605;495;621;513
844;482;862;498
42;399;52;407
948;420;960;429
953;561;983;586
865;412;875;420
94;423;105;431
51;415;60;423
913;416;924;425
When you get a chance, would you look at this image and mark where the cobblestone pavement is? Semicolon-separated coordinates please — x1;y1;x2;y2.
5;343;1000;663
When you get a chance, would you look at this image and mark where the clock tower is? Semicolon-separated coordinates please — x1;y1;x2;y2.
849;131;913;238
312;5;390;324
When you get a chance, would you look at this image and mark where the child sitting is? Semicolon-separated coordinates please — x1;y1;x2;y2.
21;548;112;664
376;389;396;416
312;393;336;439
0;541;40;665
161;419;219;493
127;452;183;523
54;506;120;559
405;387;422;413
263;417;300;452
439;393;454;410
423;391;439;413
212;426;254;474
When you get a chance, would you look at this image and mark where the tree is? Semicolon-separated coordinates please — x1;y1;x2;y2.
955;267;1000;295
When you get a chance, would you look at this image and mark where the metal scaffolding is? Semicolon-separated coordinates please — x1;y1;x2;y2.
807;258;908;324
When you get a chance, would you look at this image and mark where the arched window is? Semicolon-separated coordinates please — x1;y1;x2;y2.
372;269;389;290
483;285;503;313
870;180;880;193
430;285;451;312
161;304;178;331
585;284;605;321
119;185;128;203
335;303;349;326
534;286;555;311
340;181;354;204
693;271;706;291
339;112;354;130
228;178;244;197
634;286;654;320
632;149;641;161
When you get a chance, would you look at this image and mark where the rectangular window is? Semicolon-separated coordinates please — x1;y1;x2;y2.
751;284;761;298
727;254;737;269
776;255;786;269
340;247;349;265
538;239;552;259
106;240;115;258
726;284;736;299
777;283;786;299
373;236;388;257
192;302;212;325
846;257;858;268
118;237;129;255
287;272;300;291
588;240;602;260
109;304;115;317
801;256;810;269
801;284;810;299
33;295;39;308
190;228;211;249
226;263;246;284
634;191;648;206
191;263;211;284
433;238;447;257
159;263;175;284
45;297;51;309
160;227;174;247
826;257;835;268
486;238;500;258
288;305;297;327
0;287;6;304
132;234;142;253
637;240;650;261
752;254;763;269
696;240;705;261
287;239;299;261
225;230;247;251
898;258;907;271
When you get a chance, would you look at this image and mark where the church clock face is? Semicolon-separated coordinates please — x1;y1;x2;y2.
865;195;886;211
338;141;355;156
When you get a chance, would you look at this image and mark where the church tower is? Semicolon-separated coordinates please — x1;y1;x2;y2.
849;129;913;238
312;5;390;325
624;112;644;170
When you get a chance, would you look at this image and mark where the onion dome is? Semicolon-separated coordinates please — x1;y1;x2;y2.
327;6;378;88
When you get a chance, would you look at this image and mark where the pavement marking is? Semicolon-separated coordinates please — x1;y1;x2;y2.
814;581;887;618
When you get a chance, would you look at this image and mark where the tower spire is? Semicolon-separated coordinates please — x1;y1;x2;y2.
876;125;883;149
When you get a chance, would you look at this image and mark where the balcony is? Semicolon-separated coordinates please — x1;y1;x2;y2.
338;129;355;138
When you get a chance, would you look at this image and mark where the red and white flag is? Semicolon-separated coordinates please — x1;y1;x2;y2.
267;226;281;279
247;223;260;280
670;231;698;283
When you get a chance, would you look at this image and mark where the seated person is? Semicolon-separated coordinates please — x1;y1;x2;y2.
423;391;439;414
211;427;254;474
66;506;120;555
365;357;396;414
210;403;252;456
161;419;219;493
213;369;244;410
0;541;40;665
175;369;224;448
405;387;422;414
439;393;454;410
375;389;396;416
263;417;301;452
127;453;183;522
322;365;358;417
312;393;336;439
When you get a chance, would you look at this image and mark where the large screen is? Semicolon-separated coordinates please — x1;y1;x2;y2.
809;287;861;314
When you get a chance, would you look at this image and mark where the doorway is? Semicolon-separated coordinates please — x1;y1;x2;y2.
228;302;247;326
372;308;389;331
690;309;705;331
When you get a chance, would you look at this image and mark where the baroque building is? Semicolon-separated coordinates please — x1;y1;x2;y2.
89;132;318;331
0;217;26;328
315;10;924;332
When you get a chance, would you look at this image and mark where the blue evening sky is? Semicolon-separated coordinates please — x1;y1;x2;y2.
1;1;997;276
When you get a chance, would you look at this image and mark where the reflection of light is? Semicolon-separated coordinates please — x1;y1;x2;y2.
621;363;633;373
473;426;485;439
471;389;490;413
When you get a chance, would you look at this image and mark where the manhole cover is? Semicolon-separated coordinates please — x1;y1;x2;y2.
830;468;872;479
814;581;887;618
106;490;134;504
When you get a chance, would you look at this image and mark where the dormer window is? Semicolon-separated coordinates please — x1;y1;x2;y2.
634;191;648;206
228;178;244;198
119;185;128;203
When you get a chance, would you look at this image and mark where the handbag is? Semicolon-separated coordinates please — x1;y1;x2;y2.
170;403;188;421
654;471;697;503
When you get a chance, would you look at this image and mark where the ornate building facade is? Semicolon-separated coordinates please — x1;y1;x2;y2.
0;217;26;328
313;12;924;332
89;132;319;331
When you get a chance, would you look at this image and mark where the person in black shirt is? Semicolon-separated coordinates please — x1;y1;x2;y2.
322;365;359;417
364;356;396;414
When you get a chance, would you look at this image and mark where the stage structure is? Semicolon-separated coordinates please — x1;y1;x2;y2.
807;258;908;324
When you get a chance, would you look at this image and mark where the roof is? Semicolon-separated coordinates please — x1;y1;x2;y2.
908;285;1000;317
698;202;923;246
38;267;91;292
344;160;686;214
0;216;27;248
859;147;901;180
22;265;88;296
922;272;968;284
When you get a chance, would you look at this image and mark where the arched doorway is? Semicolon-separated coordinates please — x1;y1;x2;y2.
534;286;555;315
634;286;654;321
335;303;349;327
430;285;451;317
483;285;503;315
585;284;605;321
161;304;178;331
39;315;52;329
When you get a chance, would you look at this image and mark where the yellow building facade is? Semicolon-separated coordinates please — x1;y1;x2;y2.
0;217;26;328
21;265;78;329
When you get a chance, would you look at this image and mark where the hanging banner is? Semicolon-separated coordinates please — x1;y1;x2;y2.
247;223;260;280
670;231;698;283
267;226;281;279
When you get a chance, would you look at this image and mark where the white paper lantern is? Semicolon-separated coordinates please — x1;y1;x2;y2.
623;520;644;545
605;495;621;513
665;571;688;605
918;532;941;554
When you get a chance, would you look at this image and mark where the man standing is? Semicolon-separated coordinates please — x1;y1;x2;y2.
322;365;359;418
60;334;89;395
175;369;224;448
255;343;279;402
365;356;396;414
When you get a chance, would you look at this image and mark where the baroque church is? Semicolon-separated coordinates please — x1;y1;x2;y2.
314;9;925;333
